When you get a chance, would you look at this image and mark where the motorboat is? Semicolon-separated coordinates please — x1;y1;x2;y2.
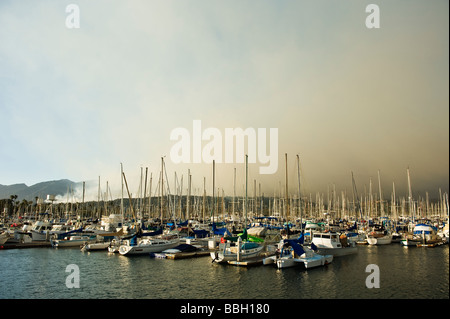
30;220;54;241
311;232;357;256
52;234;97;248
118;235;180;255
401;223;443;247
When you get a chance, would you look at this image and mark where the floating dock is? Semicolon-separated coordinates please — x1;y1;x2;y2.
0;241;52;250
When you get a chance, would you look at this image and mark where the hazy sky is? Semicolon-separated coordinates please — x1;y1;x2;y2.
0;0;448;201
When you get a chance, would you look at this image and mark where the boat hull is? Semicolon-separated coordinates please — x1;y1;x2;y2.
315;246;357;257
0;232;9;245
301;254;333;269
81;242;111;251
119;239;180;255
367;235;392;245
211;244;265;263
52;237;97;248
269;254;333;269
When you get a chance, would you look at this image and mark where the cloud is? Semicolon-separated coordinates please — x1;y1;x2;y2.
0;0;448;200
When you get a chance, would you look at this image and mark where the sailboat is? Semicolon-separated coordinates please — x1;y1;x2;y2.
366;224;393;245
118;159;180;256
366;231;393;245
211;156;267;265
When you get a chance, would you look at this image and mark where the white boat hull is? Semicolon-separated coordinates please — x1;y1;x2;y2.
315;246;357;256
211;244;265;263
267;253;333;269
119;238;180;255
311;232;358;256
300;254;333;269
31;230;49;241
52;236;97;248
81;242;111;251
0;232;10;245
367;235;392;245
276;257;297;269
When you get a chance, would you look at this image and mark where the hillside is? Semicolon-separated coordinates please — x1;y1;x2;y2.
0;179;80;201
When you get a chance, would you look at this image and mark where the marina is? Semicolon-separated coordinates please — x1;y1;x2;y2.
1;159;449;301
0;2;447;314
0;240;448;299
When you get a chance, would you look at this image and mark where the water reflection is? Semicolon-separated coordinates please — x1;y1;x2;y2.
0;244;448;299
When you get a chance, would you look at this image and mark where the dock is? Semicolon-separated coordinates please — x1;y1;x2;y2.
0;241;52;250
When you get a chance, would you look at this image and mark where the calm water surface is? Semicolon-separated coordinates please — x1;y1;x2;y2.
0;244;448;299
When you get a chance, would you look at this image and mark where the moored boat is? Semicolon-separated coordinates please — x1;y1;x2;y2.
52;234;97;248
401;223;443;247
153;243;209;259
0;231;9;245
310;232;357;256
210;236;265;264
81;241;111;251
366;232;393;245
264;238;333;269
118;235;180;255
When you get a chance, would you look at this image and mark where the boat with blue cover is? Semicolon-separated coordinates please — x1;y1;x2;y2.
263;234;333;269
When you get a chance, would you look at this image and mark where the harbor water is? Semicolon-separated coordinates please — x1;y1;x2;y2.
0;244;448;300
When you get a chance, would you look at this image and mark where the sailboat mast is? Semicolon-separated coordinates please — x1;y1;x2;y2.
392;181;396;219
285;153;289;221
245;154;248;228
144;167;148;220
161;157;164;228
378;170;384;217
212;160;215;224
203;177;206;222
187;169;191;221
233;167;236;218
120;163;124;226
297;154;302;231
407;167;414;222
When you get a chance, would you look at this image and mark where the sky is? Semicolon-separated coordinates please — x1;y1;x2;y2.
0;0;448;201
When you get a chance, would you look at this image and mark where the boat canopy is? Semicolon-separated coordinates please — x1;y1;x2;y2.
413;224;436;234
212;223;231;236
55;227;83;239
283;239;306;256
224;229;265;243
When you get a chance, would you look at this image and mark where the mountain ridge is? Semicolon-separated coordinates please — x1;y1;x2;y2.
0;179;80;201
